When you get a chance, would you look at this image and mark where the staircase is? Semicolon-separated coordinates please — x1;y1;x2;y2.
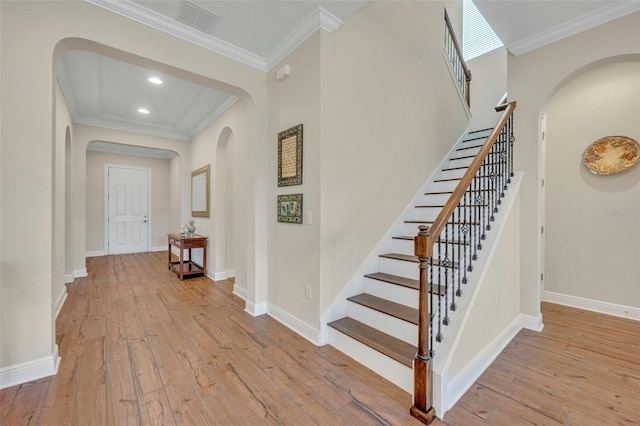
328;127;493;366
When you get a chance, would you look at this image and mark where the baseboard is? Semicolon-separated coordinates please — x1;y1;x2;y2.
245;301;267;317
267;303;321;345
64;273;75;284
213;271;227;281
85;251;104;258
232;284;247;300
233;285;267;315
150;245;166;252
442;314;527;414
54;287;68;320
520;312;544;332
0;346;60;389
225;269;235;278
73;268;88;278
544;291;640;321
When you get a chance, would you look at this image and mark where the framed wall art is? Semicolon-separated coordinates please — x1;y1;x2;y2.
278;124;303;186
277;193;303;224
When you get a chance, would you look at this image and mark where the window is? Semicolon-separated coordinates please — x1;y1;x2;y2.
463;0;503;61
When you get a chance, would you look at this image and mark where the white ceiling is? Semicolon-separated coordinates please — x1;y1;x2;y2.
63;0;639;157
473;0;640;55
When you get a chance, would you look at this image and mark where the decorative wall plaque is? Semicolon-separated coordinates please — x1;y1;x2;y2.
277;193;303;223
583;136;639;175
278;124;303;186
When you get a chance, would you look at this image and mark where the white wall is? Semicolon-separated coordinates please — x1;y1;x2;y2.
188;99;250;285
85;151;172;252
507;11;640;320
0;0;268;375
319;1;470;316
545;61;640;309
267;33;321;330
54;81;74;323
468;47;508;129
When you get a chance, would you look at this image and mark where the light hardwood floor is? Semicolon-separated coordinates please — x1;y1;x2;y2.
1;252;638;425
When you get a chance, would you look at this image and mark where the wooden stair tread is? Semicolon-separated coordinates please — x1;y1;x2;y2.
364;272;419;290
456;144;484;151
442;166;469;172
347;293;418;325
327;317;416;367
393;235;470;245
469;127;493;134
378;253;459;269
416;204;488;208
405;220;479;225
425;189;496;194
364;273;446;296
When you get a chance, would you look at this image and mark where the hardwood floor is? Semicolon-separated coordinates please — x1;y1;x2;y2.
444;303;640;425
1;252;638;425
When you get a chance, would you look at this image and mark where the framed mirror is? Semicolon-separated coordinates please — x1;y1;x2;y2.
191;164;210;217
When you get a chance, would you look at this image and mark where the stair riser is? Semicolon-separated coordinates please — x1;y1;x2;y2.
347;302;418;345
462;139;486;149
447;156;474;168
441;168;468;180
378;257;458;285
424;193;455;205
454;147;481;158
402;222;479;236
392;238;472;258
328;329;413;393
411;205;481;222
363;277;419;309
425;179;461;193
379;257;419;280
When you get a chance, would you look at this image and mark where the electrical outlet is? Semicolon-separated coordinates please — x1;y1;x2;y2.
306;211;312;225
305;285;311;299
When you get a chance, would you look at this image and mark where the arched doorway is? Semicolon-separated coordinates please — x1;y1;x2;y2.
214;127;235;280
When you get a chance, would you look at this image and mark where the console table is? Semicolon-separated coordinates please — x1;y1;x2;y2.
167;233;208;280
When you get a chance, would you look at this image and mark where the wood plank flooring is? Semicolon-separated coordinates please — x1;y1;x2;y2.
1;252;638;425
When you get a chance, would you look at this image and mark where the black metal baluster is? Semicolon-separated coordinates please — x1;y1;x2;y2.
508;115;514;182
435;236;443;342
481;158;488;241
429;255;434;357
454;204;462;300
462;186;471;280
500;127;507;200
472;173;480;260
443;220;450;326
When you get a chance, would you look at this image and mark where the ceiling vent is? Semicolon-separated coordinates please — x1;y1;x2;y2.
176;1;219;34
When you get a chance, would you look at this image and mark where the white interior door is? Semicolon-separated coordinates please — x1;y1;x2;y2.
108;166;149;254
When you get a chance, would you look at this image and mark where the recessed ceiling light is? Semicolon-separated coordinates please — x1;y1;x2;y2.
148;77;163;85
138;107;150;114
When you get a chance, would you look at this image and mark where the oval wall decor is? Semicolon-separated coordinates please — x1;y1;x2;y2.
583;136;639;175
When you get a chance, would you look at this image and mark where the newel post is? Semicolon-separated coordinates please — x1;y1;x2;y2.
410;225;436;424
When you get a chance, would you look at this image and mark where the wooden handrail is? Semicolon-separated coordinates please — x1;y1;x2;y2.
425;101;517;257
444;9;472;105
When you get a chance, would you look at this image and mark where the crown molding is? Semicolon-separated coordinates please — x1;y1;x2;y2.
508;1;640;56
265;6;343;70
187;96;239;140
85;0;267;71
85;1;343;73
